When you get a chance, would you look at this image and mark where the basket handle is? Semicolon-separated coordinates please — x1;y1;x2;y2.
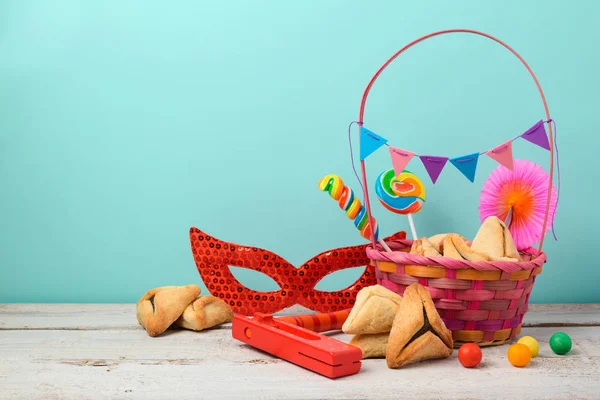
358;29;554;254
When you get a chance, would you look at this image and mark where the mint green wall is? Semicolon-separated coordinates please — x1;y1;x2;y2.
1;1;597;303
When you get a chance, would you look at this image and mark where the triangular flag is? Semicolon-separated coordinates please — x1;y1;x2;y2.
449;152;479;183
419;155;448;184
389;147;415;176
521;120;550;150
359;126;387;161
486;141;514;170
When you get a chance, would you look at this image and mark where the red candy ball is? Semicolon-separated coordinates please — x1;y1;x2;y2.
458;343;482;368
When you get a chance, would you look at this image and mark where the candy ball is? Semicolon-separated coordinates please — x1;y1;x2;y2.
517;336;539;357
457;343;482;368
507;343;531;367
549;332;572;355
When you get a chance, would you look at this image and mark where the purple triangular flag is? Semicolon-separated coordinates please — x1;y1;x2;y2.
419;155;448;184
521;120;550;151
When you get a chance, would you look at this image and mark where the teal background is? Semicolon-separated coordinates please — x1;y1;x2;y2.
1;1;598;303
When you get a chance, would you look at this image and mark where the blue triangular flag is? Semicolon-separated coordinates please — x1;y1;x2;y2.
359;126;387;161
449;152;479;182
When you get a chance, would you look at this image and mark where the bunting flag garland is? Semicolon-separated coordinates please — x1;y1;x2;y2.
355;119;552;184
359;126;387;161
449;152;479;183
486;141;514;170
520;119;550;150
420;156;448;184
389;147;415;176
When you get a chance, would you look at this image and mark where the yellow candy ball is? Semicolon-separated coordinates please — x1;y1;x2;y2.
517;336;539;357
507;343;531;367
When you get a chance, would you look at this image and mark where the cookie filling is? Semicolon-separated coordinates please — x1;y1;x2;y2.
403;305;444;349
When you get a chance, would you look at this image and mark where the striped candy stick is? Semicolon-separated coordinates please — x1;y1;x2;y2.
318;174;392;252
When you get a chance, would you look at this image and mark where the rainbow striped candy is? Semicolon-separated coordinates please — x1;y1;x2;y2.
375;169;426;214
318;174;379;241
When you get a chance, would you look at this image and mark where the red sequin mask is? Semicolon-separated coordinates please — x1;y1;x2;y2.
189;227;406;315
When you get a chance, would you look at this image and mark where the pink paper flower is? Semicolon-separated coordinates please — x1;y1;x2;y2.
479;159;558;250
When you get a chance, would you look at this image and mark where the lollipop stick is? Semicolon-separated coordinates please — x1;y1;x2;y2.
407;214;418;239
378;238;393;252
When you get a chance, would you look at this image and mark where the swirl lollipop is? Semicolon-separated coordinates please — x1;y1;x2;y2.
375;169;426;239
319;174;392;252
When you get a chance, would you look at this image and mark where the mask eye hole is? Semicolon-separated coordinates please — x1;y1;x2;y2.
313;266;366;292
228;266;282;291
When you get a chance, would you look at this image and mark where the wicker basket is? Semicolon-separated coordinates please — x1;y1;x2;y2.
357;29;555;347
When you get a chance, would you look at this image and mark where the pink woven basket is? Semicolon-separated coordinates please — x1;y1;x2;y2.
358;29;555;347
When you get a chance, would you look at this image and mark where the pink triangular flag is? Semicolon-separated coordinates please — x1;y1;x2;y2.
486;141;514;170
419;155;448;184
389;147;415;176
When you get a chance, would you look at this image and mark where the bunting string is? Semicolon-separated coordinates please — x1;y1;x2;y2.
384;131;525;157
356;119;557;185
347;120;365;192
550;119;560;241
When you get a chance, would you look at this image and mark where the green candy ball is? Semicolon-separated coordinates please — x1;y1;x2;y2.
549;332;572;355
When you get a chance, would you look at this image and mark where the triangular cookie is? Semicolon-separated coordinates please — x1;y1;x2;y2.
450;234;490;261
342;285;403;334
429;233;467;254
136;285;201;337
428;233;449;253
500;219;521;260
471;216;505;258
472;216;521;261
410;237;441;257
349;332;389;359
386;283;453;368
442;235;463;259
175;295;234;331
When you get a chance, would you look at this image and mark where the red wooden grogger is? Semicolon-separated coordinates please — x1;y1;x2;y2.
232;310;362;379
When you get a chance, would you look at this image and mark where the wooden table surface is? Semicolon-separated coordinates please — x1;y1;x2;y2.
1;304;599;399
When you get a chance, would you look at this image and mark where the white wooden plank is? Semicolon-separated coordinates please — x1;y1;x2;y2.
0;326;599;399
522;304;600;327
0;304;310;330
1;303;599;330
0;304;138;330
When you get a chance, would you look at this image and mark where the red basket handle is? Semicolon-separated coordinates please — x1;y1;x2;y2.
358;29;554;253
